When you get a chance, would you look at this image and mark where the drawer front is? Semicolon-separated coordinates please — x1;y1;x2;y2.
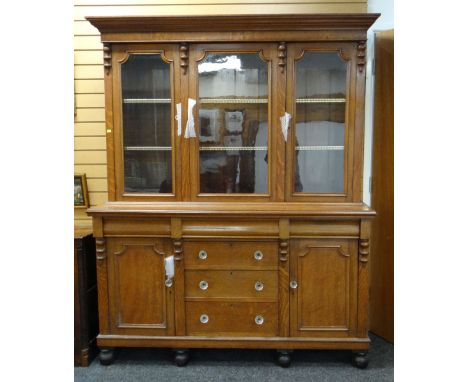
186;301;278;336
184;241;277;269
185;270;277;300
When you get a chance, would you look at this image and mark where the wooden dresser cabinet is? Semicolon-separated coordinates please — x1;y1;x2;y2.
87;13;378;368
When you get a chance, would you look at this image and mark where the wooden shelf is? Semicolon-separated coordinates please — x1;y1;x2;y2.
200;98;268;104
295;145;344;151
124;146;172;151
200;146;268;151
296;98;346;103
123;98;171;104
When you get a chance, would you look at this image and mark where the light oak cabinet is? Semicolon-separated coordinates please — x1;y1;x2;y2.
87;13;378;368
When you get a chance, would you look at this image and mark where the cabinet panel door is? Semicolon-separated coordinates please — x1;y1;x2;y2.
111;44;183;201
107;237;174;336
286;42;357;202
290;239;357;337
188;43;280;201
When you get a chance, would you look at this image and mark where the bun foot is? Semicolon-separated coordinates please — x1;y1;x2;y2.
352;350;369;369
99;347;115;366
277;350;292;368
174;349;190;367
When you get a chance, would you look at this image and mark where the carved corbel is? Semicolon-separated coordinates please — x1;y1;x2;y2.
103;44;112;75
357;41;366;73
278;42;287;73
180;43;188;75
359;239;370;263
173;239;183;261
279;239;288;262
95;238;107;261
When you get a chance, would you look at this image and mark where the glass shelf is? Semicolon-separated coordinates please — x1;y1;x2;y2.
124;146;172;151
200;146;268;151
199;98;268;104
296;98;346;104
295;145;344;151
123;98;171;104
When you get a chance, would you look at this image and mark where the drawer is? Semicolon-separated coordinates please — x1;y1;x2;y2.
185;270;277;300
184;241;277;270
186;301;278;336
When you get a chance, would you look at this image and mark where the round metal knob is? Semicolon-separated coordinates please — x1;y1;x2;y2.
254;250;263;261
290;280;298;289
198;250;208;260
255;315;264;325
165;279;173;288
200;314;209;324
255;281;264;291
199;280;209;290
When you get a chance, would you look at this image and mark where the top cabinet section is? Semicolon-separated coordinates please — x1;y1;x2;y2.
88;15;379;203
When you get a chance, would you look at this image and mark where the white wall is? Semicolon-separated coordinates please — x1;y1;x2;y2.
363;0;394;205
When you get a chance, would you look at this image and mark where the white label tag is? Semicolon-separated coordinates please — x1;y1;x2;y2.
164;255;174;279
185;98;197;138
175;103;182;136
280;112;292;142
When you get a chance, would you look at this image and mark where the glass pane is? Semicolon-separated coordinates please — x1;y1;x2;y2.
121;54;172;193
198;53;268;194
294;52;346;193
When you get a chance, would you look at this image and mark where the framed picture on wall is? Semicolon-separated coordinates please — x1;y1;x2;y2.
74;174;89;208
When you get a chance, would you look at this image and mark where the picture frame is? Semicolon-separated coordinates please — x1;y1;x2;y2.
199;108;220;143
74;174;89;208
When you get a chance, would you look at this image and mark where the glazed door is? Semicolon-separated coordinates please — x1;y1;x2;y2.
106;237;175;336
111;44;183;201
187;44;281;201
285;43;358;202
290;239;358;337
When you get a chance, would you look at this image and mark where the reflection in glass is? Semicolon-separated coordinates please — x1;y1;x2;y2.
294;52;347;193
198;54;269;193
121;54;172;193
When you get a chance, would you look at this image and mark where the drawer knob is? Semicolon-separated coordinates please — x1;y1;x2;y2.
198;250;208;260
200;314;209;324
290;280;298;289
255;281;264;291
254;250;263;261
255;315;264;325
199;280;209;290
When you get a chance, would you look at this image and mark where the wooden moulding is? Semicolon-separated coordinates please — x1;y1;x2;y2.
289;220;360;238
97;335;370;350
86;14;380;34
103;218;171;236
87;202;376;218
182;219;278;238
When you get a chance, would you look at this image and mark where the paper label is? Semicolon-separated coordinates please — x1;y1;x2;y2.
280;112;292;141
185;98;197;138
175;103;182;136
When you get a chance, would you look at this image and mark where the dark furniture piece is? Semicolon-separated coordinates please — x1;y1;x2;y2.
74;227;99;366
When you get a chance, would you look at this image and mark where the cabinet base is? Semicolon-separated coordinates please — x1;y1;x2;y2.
97;334;369;350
